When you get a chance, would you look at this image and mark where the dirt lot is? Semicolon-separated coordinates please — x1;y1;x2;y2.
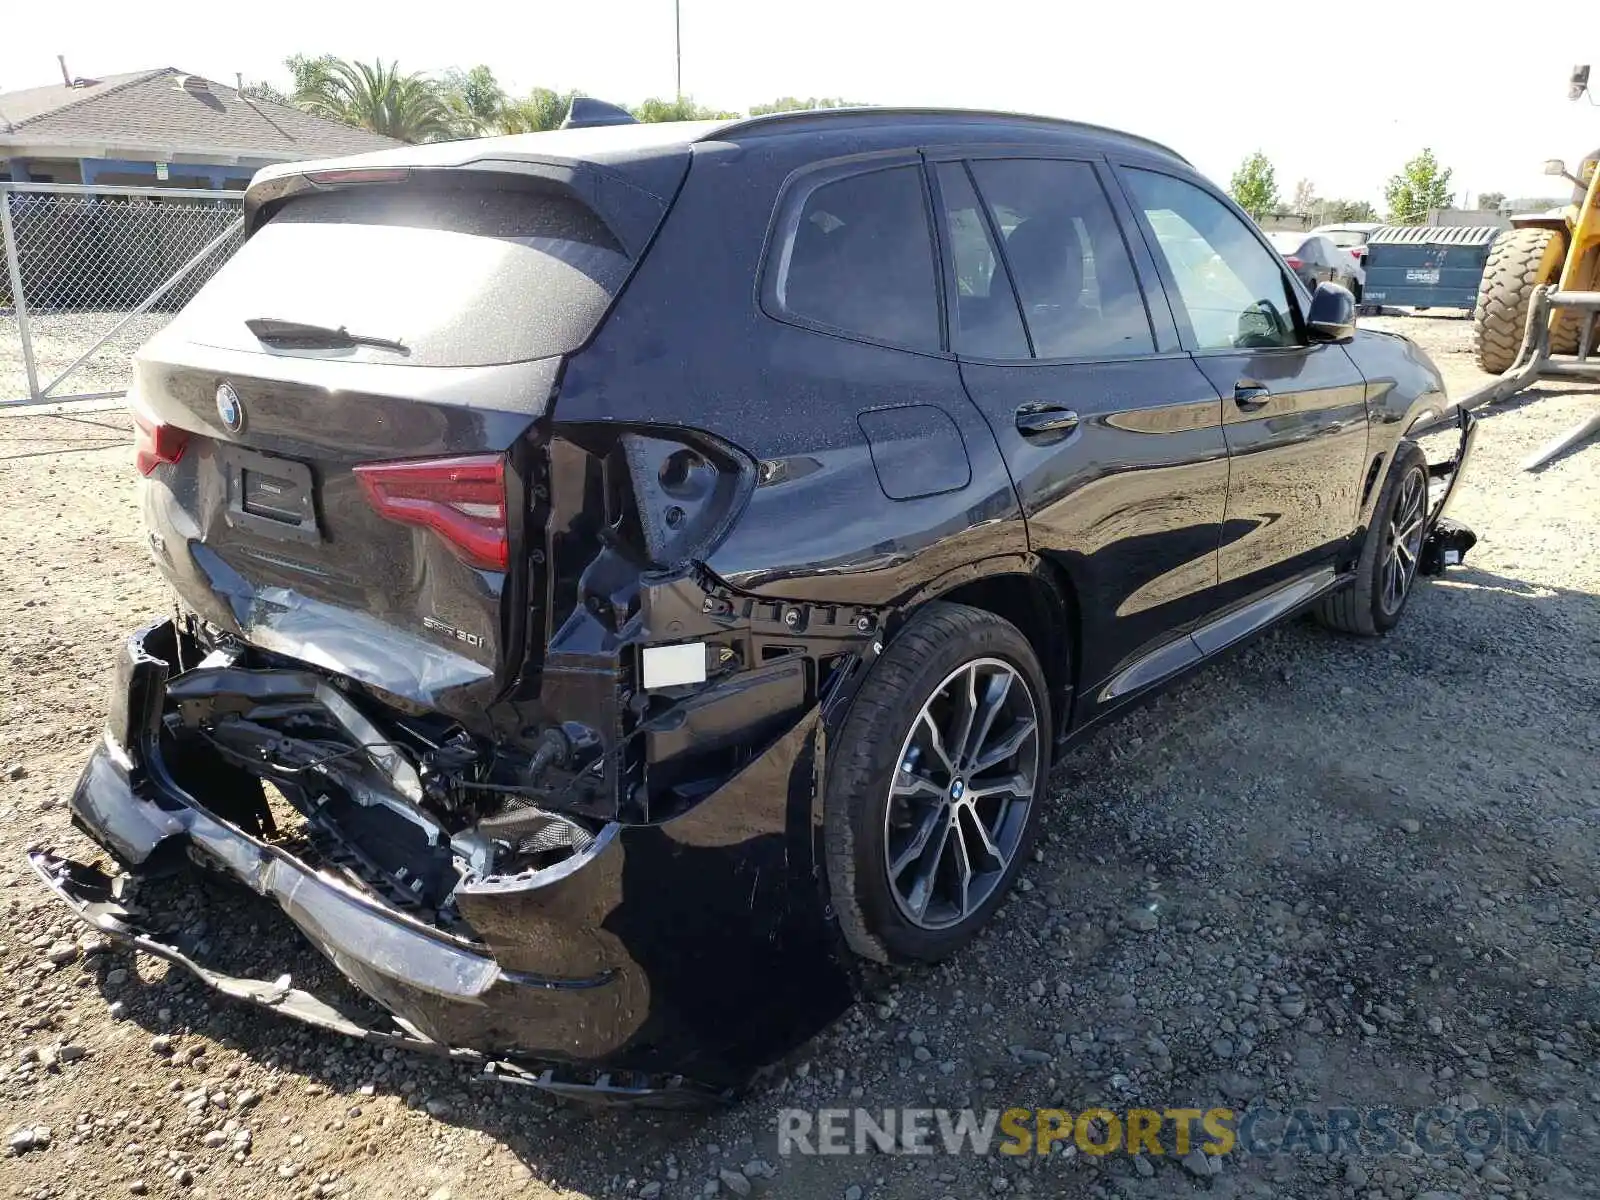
1;315;1597;1200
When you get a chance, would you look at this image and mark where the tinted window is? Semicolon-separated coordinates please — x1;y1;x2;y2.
777;166;941;352
181;185;631;367
967;159;1154;359
935;163;1030;359
1125;170;1299;351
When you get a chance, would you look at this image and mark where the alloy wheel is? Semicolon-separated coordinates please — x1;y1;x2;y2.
1381;465;1428;617
883;657;1041;931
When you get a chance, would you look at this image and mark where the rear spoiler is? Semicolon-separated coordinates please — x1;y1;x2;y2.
243;152;687;260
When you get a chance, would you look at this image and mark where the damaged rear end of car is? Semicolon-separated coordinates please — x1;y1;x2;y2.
32;127;878;1101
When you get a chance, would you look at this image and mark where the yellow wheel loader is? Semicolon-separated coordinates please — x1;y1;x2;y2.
1462;65;1600;469
1472;67;1600;373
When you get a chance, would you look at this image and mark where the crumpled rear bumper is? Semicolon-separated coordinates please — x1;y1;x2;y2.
31;622;856;1101
29;845;485;1056
1419;405;1479;575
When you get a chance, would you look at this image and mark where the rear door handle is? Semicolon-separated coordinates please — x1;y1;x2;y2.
1014;405;1080;437
1234;382;1271;412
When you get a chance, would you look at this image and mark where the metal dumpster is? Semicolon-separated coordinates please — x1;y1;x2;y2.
1361;225;1501;310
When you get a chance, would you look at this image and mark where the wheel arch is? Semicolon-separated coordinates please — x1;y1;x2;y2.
893;555;1080;742
1354;397;1444;535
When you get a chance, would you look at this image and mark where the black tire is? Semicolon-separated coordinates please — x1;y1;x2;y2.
1473;227;1574;373
824;602;1051;964
1316;441;1429;637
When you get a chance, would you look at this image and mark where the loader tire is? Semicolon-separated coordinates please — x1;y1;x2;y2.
1472;227;1575;373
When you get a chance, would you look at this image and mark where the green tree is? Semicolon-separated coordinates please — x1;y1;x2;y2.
630;95;739;122
440;65;506;136
292;58;453;143
285;54;339;96
1229;152;1280;222
240;79;290;105
1385;148;1454;225
747;96;859;115
497;88;579;133
1476;190;1507;212
1323;199;1379;223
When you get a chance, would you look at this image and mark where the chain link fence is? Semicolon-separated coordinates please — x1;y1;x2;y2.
2;183;244;406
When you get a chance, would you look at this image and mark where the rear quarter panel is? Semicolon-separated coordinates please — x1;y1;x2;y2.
554;135;1028;609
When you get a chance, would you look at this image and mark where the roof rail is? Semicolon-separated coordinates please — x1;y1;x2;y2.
701;106;1190;164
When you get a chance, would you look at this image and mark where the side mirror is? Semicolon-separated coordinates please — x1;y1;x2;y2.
1544;158;1585;186
1570;64;1590;102
1307;282;1356;344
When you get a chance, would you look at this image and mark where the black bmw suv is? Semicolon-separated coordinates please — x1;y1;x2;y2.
33;105;1475;1100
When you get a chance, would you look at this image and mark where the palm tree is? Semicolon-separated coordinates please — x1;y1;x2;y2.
293;58;453;143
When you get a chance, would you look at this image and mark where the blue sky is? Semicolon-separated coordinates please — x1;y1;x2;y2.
6;0;1598;205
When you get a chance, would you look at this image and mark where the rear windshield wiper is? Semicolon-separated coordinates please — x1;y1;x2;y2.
246;318;409;355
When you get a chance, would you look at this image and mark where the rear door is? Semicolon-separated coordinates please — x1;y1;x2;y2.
934;154;1229;711
131;177;642;716
1117;166;1371;611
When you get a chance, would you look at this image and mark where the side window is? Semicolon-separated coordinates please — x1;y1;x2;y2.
967;158;1155;359
935;163;1030;359
775;165;941;352
1123;170;1299;351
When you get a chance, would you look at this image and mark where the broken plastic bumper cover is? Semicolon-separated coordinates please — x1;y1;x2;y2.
31;622;857;1101
1419;405;1479;577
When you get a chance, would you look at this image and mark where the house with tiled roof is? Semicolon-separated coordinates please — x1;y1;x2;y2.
0;64;401;189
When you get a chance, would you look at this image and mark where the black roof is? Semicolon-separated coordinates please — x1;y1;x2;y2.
704;106;1189;164
250;106;1188;201
245;106;1193;246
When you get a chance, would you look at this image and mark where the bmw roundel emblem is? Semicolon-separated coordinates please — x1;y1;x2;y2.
215;383;243;433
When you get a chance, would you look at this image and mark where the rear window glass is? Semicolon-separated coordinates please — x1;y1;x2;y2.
773;166;941;352
178;185;630;367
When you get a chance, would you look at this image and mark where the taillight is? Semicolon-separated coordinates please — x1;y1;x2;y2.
132;408;189;476
352;454;509;571
1285;255;1303;270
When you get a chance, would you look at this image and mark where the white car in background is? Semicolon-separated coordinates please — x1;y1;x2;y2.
1311;221;1383;269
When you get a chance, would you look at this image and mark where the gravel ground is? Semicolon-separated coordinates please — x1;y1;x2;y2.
1;311;170;401
2;314;1598;1200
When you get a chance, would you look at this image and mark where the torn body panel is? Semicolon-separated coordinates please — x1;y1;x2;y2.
1417;405;1479;576
69;379;884;1092
46;615;861;1093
